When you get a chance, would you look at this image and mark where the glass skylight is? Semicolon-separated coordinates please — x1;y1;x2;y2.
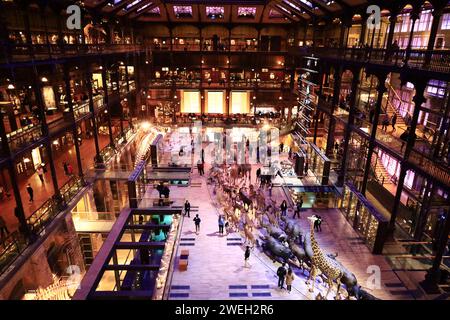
137;3;153;13
237;7;256;18
206;6;224;19
126;0;142;10
174;5;193;18
269;9;284;18
148;6;160;15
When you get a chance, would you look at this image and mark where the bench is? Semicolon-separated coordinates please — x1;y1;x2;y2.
180;249;189;260
179;259;188;271
179;249;190;271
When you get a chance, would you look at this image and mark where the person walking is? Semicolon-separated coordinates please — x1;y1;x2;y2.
193;214;201;234
26;183;34;202
63;162;69;176
201;148;205;164
268;182;273;198
244;246;251;268
0;215;9;239
184;200;191;217
197;160;204;176
314;215;323;232
381;115;390;131
293;196;303;219
391;113;397;132
67;163;74;176
286;268;294;293
218;215;224;235
36;166;44;183
256;167;261;185
280;200;288;217
277;263;287;289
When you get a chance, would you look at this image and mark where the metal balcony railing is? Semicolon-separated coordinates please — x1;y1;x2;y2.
0;176;85;276
310;47;450;74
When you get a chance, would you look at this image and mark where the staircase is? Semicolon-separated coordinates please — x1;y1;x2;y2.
371;150;397;190
384;81;408;126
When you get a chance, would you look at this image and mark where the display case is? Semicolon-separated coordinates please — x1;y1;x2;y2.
340;183;389;254
306;142;331;185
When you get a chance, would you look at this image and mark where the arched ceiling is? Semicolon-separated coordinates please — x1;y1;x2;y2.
76;0;450;24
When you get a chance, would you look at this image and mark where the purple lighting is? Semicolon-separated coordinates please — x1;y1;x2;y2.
206;6;224;19
174;5;193;18
237;7;256;18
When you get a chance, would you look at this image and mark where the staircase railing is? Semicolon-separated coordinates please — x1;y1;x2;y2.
385;81;409;120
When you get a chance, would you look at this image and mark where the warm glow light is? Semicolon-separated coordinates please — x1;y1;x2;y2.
23;158;31;163
141;121;151;131
7;84;15;89
53;140;59;145
41;77;48;83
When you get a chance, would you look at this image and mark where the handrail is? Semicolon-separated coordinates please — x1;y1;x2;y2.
0;177;84;276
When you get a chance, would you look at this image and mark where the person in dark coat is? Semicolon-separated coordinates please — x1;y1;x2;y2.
391;113;397;132
293;196;303;219
280;200;288;217
193;214;201;234
244;246;251;268
26;184;34;202
184;200;191;217
277;263;287;289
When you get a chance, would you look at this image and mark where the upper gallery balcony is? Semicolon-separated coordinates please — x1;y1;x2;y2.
307;47;450;75
1;44;144;64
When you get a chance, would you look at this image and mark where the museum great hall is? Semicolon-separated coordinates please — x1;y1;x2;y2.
0;0;449;301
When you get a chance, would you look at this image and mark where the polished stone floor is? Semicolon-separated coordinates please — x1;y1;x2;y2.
147;137;416;300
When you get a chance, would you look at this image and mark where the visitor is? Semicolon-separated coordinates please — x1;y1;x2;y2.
280;200;288;217
179;147;184;157
218;215;224;235
197;160;204;176
286;268;294;293
268;182;273;198
201;148;205;164
0;215;9;239
277;262;287;289
244;245;251;268
26;183;34;202
288;147;292;159
391;113;397;132
334;141;339;155
36;166;44;183
314;215;323;232
157;182;164;198
63;162;69;176
293;196;303;219
184;200;191;217
279;142;284;154
193;214;201;234
381;115;390;131
256;167;261;184
67;163;74;176
138;215;144;225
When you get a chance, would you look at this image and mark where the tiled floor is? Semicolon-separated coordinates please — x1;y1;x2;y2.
162;147;415;300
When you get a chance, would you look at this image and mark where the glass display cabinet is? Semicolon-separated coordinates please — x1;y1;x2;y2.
341;183;389;254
